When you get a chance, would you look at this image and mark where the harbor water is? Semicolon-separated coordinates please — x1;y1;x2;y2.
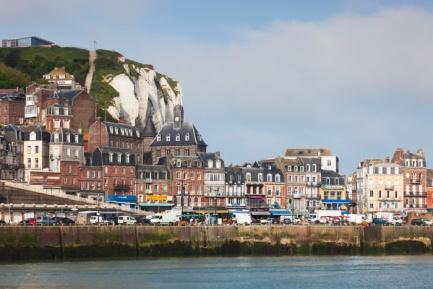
1;256;433;289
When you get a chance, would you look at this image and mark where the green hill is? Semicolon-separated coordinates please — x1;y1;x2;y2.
0;46;177;119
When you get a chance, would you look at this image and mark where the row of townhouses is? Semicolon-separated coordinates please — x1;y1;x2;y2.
1;67;432;216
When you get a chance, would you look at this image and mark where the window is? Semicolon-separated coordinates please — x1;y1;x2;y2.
166;134;171;141
327;160;332;166
109;126;113;134
370;190;373;197
35;158;39;168
109;152;113;162
126;153;130;164
275;174;280;182
312;164;317;172
34;146;39;154
258;173;263;182
176;134;180;141
66;134;70;143
267;174;272;182
156;134;161;141
27;158;31;168
67;148;71;156
287;166;292;172
117;153;122;163
185;133;190;141
27;146;31;154
306;164;310;172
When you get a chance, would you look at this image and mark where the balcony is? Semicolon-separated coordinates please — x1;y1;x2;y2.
410;177;421;184
306;181;321;187
403;192;426;198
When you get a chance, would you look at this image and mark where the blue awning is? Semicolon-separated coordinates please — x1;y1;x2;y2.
270;209;290;216
321;200;352;204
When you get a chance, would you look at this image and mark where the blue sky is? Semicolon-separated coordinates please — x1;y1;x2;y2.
2;0;433;173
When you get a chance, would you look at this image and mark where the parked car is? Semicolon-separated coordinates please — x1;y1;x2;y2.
36;215;56;226
387;216;404;226
371;218;389;226
117;216;136;225
135;216;151;225
19;218;37;225
411;218;433;226
89;216;110;225
53;217;75;225
149;215;163;225
259;218;272;225
282;216;301;225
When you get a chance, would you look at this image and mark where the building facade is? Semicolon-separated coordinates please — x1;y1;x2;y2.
199;152;226;210
392;148;427;212
150;105;207;164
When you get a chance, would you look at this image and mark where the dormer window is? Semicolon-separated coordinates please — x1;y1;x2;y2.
115;127;118;134
120;128;124;135
312;164;317;172
129;129;133;136
54;133;59;142
156;134;161;141
109;152;113;162
258;173;263;182
246;173;251;182
275;174;281;182
135;130;140;137
74;135;79;143
66;134;70;143
117;153;122;163
208;159;213;168
185;133;190;141
267;174;272;182
166;135;171;142
176;134;180;141
126;153;130;164
216;160;221;169
287;166;292;172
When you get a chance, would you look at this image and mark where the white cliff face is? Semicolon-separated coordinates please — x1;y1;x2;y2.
106;58;183;131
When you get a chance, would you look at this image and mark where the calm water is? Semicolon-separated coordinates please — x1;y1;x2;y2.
1;256;433;289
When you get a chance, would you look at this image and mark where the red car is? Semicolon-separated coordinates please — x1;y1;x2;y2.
20;218;37;225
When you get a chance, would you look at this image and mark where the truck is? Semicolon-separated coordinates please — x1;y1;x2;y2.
150;209;181;225
310;210;342;224
347;214;368;225
232;211;252;225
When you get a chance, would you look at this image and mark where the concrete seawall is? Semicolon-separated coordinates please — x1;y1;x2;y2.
1;225;433;261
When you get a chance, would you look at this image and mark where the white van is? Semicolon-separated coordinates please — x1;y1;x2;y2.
233;212;252;225
117;216;136;225
89;216;109;225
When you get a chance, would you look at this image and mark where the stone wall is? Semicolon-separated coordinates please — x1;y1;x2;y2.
0;225;433;261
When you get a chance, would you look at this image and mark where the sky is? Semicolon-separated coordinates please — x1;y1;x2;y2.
1;0;433;173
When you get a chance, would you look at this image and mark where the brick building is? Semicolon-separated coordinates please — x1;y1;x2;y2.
83;147;136;198
49;128;84;192
135;158;173;211
0;125;25;180
0;90;25;125
392;148;428;212
24;86;95;131
199;152;226;210
425;169;433;210
150;105;207;164
170;155;205;210
261;162;286;209
88;119;144;164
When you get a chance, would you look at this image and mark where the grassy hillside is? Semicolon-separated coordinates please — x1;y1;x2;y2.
0;46;178;119
0;47;89;85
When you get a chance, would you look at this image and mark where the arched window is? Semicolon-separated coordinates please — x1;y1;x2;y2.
275;174;281;183
185;133;190;141
312;164;317;172
306;164;310;172
267;174;272;182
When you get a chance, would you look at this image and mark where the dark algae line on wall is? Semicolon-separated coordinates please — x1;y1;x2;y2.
0;225;432;261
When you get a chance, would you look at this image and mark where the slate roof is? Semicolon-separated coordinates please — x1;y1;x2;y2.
50;128;83;145
22;126;50;142
91;147;135;166
103;121;143;139
142;117;156;137
150;121;207;147
49;89;83;103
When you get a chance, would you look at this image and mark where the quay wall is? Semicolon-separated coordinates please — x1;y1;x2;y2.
1;225;433;261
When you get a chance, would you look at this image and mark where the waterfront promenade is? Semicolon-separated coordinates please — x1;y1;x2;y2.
1;225;433;261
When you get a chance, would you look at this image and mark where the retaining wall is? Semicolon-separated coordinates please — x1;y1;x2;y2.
1;225;433;261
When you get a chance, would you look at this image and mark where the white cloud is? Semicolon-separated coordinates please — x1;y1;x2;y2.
136;7;433;172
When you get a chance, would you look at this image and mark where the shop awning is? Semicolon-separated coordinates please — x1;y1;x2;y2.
139;203;174;207
251;211;271;216
270;209;290;216
321;200;352;204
